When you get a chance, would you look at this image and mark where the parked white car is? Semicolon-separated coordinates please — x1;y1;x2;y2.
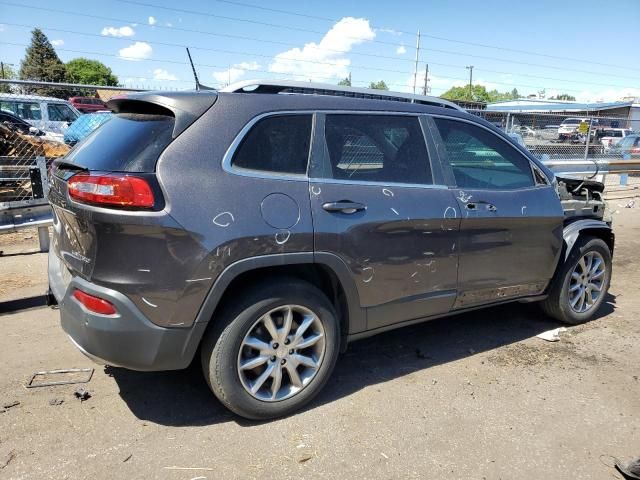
558;117;599;139
0;93;81;138
600;128;634;152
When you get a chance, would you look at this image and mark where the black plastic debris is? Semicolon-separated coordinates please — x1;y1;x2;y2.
74;388;91;402
1;401;20;412
616;458;640;480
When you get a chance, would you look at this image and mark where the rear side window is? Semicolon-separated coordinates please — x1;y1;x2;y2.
2;101;42;120
232;115;312;175
434;118;534;190
48;104;78;122
321;114;432;185
64;113;175;172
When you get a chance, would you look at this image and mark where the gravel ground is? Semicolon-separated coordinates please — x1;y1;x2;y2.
0;211;639;480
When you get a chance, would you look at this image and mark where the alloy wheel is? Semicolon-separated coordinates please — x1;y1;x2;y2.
568;251;606;313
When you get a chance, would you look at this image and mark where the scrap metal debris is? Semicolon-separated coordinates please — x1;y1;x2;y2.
48;398;64;406
74;388;91;402
536;327;567;342
26;368;94;388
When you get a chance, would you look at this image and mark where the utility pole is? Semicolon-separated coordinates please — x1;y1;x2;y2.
465;65;474;100
422;64;429;96
1;62;4;79
412;30;421;96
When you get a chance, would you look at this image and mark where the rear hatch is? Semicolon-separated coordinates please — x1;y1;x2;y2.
49;90;217;280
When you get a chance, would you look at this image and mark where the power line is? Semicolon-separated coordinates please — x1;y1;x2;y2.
116;0;640;72
2;22;417;77
0;1;414;63
114;0;404;48
5;22;636;91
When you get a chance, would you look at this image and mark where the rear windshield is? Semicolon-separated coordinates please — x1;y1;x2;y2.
64;113;175;172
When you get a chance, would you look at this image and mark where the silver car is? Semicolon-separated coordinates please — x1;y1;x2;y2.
0;93;81;140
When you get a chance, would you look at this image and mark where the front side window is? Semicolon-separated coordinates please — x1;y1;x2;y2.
434;118;534;190
321;114;432;185
232;114;312;175
48;104;78;122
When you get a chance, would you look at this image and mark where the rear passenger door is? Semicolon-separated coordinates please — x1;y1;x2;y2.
309;113;461;332
430;116;563;309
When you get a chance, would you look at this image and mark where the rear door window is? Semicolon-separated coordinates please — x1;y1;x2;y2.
232;114;312;175
434;117;534;190
320;114;432;185
63;113;175;172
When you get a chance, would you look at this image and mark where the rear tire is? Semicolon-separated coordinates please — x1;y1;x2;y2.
541;236;612;324
200;279;340;420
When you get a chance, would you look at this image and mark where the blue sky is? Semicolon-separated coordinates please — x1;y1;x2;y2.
1;0;639;101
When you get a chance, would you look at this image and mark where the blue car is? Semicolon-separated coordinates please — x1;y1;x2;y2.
64;112;112;146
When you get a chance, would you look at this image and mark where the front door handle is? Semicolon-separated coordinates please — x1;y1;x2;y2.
466;201;497;212
322;201;366;214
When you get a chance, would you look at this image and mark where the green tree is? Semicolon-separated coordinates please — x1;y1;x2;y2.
550;93;576;101
19;29;66;84
369;80;389;90
0;62;17;93
66;58;118;86
338;76;351;87
441;85;520;103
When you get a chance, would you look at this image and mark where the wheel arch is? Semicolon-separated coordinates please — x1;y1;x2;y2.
193;252;365;353
563;219;614;261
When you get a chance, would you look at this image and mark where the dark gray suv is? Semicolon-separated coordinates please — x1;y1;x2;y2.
48;80;614;419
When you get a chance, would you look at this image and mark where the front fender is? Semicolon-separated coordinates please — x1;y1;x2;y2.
563;219;614;260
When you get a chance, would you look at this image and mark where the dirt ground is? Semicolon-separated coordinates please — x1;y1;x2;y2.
0;209;639;480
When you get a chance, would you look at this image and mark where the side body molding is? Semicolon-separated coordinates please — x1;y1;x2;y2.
563;219;615;260
193;252;366;334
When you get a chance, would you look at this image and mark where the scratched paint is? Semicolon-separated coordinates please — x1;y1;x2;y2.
458;191;472;203
521;206;527;215
275;230;291;245
390;207;399;216
310;186;321;196
142;297;158;308
186;277;212;283
362;266;375;283
382;188;394;197
212;211;235;227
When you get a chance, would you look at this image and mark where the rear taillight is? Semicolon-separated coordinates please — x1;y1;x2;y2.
73;289;117;315
631;147;640;154
67;173;154;208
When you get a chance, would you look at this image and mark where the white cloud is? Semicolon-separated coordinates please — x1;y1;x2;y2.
148;16;157;25
153;68;177;81
396;45;406;55
269;17;375;81
0;24;6;32
213;61;260;84
102;26;135;37
377;27;402;36
573;87;640;103
51;39;64;46
118;42;152;61
165;22;173;27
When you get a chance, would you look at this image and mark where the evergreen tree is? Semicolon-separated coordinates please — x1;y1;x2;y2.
19;29;67;95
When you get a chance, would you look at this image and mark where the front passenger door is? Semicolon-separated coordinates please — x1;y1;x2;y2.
430;116;563;309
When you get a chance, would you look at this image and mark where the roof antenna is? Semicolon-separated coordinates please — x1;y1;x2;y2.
186;47;215;91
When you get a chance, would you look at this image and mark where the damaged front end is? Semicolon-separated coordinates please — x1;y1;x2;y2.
555;176;611;225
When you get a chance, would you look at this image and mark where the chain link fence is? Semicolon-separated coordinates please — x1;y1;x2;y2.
0;79;146;205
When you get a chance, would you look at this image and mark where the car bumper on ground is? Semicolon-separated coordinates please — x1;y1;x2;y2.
48;252;206;371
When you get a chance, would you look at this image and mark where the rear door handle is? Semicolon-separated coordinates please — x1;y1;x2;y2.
466;201;497;212
322;201;366;214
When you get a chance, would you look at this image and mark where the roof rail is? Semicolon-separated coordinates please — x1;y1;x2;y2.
220;79;465;111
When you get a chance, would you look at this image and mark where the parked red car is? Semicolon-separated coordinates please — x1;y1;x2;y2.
68;97;107;113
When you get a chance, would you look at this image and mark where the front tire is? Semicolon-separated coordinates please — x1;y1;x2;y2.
541;236;612;324
200;279;340;420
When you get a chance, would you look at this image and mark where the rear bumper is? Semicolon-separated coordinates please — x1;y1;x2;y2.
48;252;206;371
